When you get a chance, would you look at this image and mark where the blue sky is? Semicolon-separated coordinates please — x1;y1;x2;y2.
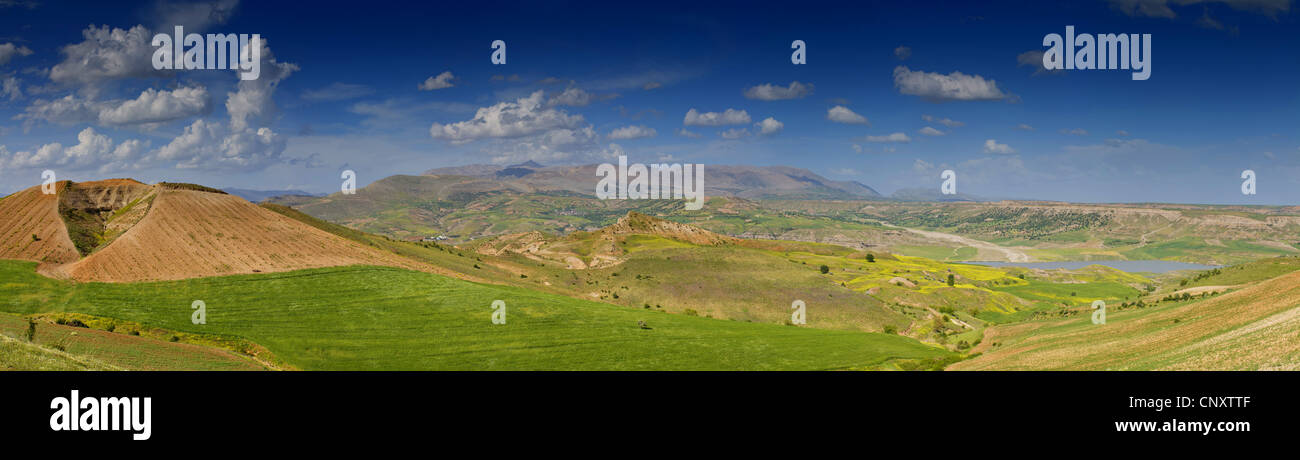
0;0;1297;204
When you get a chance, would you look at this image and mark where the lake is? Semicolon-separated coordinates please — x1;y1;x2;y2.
962;260;1221;274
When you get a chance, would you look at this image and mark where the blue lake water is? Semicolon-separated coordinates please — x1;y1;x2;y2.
962;260;1220;274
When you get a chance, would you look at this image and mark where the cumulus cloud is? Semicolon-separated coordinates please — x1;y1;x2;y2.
918;126;945;136
676;128;701;138
921;114;964;127
894;45;912;60
418;71;455;91
0;127;145;172
20;86;212;128
98;86;211;126
152;119;285;170
982;139;1015;154
866;132;911;143
893;66;1007;101
683;108;751;126
49;25;162;89
755;117;783;135
0;42;33;66
826;105;869;125
743;81;812;100
430;91;585;143
607;125;657;140
225;38;298;131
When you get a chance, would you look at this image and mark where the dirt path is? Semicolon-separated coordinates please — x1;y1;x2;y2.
883;223;1030;262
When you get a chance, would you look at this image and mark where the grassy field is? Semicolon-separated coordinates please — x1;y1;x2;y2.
0;334;120;371
952;266;1300;370
0;260;954;370
0;312;266;370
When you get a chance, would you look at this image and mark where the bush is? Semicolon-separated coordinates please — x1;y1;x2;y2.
819;265;830;274
65;319;88;328
882;325;897;334
682;309;699;317
25;320;36;342
866;254;875;263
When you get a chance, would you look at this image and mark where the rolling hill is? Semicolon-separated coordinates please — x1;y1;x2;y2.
0;179;433;282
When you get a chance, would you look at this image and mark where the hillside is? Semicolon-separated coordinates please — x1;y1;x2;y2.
0;181;80;265
952;257;1300;370
0;180;434;282
0;259;955;370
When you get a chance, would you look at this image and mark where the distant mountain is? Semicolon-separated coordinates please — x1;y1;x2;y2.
224;188;325;203
422;163;883;200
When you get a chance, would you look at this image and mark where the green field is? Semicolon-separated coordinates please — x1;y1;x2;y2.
0;260;953;370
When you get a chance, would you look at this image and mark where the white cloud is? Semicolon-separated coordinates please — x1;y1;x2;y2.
20;86;211;128
0;42;33;66
982;139;1016;154
49;25;161;89
866;132;911;143
0;127;138;171
743;81;812;100
151;119;285;170
719;128;750;139
418;71;455;91
1116;130;1131;136
607;125;657;140
677;128;701;138
921;114;964;127
430;91;585;143
826;105;869;125
1059;128;1088;136
225;39;298;131
918;126;945;136
894;45;912;60
683;108;751;126
893;66;1007;101
98;86;211;126
755;117;783;135
1014;123;1035;131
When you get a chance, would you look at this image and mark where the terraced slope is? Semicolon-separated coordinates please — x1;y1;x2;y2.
0;182;80;265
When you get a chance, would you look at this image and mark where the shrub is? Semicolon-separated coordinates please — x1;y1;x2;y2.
882;325;897;334
682;309;699;316
866;254;875;263
819;264;830;274
65;319;88;328
25;319;36;342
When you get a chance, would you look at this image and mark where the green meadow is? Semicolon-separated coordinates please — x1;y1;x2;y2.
0;260;953;370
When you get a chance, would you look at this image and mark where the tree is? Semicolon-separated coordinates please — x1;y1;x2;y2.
866;253;875;263
819;264;830;274
946;274;955;287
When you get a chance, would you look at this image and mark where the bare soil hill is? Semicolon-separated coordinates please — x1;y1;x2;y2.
44;186;430;282
0;181;80;265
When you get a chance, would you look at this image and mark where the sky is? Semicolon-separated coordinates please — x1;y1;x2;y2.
0;0;1297;204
